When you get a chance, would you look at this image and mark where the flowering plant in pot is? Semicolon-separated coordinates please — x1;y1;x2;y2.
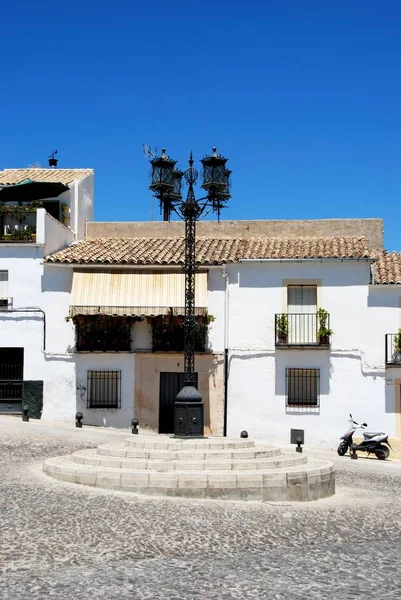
317;308;333;344
275;314;288;344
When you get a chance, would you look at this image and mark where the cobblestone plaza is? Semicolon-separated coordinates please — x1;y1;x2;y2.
1;416;401;599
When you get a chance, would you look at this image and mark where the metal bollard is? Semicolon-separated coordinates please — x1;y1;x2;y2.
75;412;83;428
350;443;358;459
22;405;29;422
240;430;248;438
131;417;139;434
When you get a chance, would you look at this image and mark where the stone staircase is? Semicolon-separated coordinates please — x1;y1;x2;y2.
43;436;335;502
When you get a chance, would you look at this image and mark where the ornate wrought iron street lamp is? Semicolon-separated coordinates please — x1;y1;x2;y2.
148;147;231;437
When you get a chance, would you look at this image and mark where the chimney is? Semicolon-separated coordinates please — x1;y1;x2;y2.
48;150;58;168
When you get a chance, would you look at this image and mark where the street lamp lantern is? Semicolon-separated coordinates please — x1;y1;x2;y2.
201;147;231;195
171;170;184;200
201;147;231;220
149;148;176;193
147;147;231;437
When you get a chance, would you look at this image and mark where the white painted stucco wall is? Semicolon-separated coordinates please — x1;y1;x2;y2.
225;260;401;445
40;266;225;427
44;211;75;255
3;250;399;439
0;246;46;382
69;175;94;240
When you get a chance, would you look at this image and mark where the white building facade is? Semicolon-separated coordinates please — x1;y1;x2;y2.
0;168;94;417
41;218;401;446
1;195;400;447
225;255;401;445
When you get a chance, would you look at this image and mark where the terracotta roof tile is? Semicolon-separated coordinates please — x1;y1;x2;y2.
0;168;93;185
375;251;401;284
45;236;372;265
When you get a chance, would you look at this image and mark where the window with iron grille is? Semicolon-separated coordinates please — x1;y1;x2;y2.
0;348;23;401
286;368;320;407
75;316;132;352
87;370;121;409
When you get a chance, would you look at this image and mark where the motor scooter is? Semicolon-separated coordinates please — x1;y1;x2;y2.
337;414;391;460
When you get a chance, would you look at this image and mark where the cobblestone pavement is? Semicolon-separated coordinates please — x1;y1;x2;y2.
1;417;401;599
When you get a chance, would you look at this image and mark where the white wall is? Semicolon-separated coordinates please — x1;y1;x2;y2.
0;247;46;381
132;320;152;350
207;268;226;352
226;261;401;445
44;211;75;255
69;174;94;240
44;353;135;428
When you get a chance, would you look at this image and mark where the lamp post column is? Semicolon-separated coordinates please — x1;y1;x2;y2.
148;147;231;438
174;158;204;437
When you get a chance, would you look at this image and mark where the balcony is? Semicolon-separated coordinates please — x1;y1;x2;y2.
275;313;332;349
385;333;401;367
74;315;133;352
151;315;207;352
0;208;37;242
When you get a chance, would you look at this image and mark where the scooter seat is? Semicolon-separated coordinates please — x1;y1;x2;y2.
363;432;385;440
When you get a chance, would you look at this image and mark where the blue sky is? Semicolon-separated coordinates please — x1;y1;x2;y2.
1;1;400;249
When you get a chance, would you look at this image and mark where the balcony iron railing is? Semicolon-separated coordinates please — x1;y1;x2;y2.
74;315;132;352
151;315;207;352
385;334;401;366
0;208;37;242
275;313;331;347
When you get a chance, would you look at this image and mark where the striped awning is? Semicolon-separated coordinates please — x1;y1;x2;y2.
70;269;208;317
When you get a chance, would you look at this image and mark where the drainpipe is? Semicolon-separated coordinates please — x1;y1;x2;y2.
222;266;229;436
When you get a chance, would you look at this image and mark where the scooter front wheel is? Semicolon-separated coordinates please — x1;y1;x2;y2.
337;442;348;456
375;445;389;460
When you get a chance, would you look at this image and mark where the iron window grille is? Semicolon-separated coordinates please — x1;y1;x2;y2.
74;315;132;352
0;349;23;401
151;314;207;352
286;368;320;407
87;370;121;409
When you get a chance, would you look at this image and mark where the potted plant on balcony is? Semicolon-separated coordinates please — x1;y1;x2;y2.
393;329;401;363
275;314;288;344
317;308;333;345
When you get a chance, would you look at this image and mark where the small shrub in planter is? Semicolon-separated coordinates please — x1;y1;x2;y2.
393;329;401;363
317;308;333;344
275;314;288;344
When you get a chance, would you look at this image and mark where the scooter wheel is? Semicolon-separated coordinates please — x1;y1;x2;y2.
375;446;389;460
337;442;348;456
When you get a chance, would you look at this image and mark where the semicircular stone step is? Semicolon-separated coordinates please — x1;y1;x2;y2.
123;437;256;451
70;448;307;471
95;443;281;461
43;454;335;503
